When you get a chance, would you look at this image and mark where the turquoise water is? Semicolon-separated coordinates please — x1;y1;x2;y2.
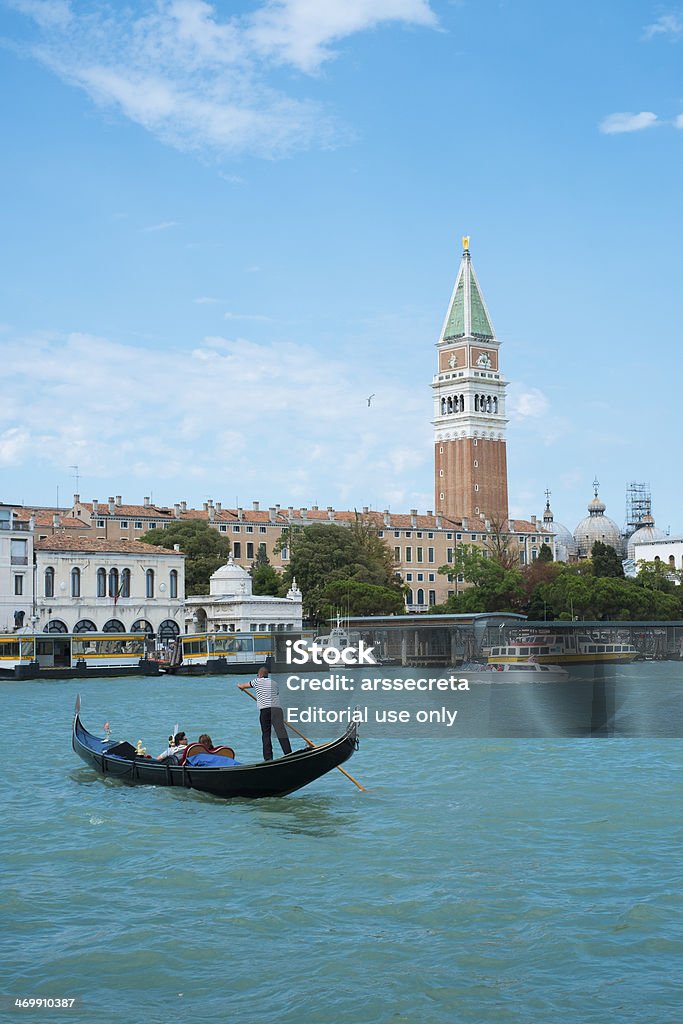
3;668;683;1023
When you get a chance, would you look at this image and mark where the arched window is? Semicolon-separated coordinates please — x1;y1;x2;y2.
406;589;414;606
132;618;154;635
74;619;97;633
416;588;425;606
459;395;464;411
121;568;131;598
97;568;106;597
71;567;81;598
103;619;125;633
170;570;178;599
447;396;453;413
108;568;119;598
146;569;155;598
669;555;676;567
44;619;67;633
44;566;55;598
474;395;479;412
158;619;180;641
441;397;446;415
493;396;498;413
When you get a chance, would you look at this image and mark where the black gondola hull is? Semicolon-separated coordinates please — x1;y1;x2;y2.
72;713;358;799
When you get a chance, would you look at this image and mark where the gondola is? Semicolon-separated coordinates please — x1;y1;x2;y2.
72;698;359;799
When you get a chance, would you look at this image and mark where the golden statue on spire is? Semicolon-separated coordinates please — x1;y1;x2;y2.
462;235;470;251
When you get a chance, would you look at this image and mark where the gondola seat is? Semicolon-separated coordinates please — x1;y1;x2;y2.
181;742;236;764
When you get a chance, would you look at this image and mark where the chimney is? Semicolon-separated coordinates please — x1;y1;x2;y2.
115;495;121;506
362;506;369;515
108;496;115;514
312;505;319;511
427;509;433;517
252;501;260;512
287;506;294;521
275;504;280;510
208;504;215;522
173;543;180;552
180;500;187;511
203;502;208;511
92;499;99;514
531;515;537;526
174;503;181;518
29;514;36;531
143;496;150;508
327;506;335;521
73;493;80;505
435;514;442;528
300;507;308;520
215;501;222;513
383;509;391;527
52;513;61;529
237;507;243;521
410;509;418;528
485;519;491;531
462;517;469;530
269;507;277;523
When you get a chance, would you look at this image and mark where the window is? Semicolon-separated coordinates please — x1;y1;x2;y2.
121;569;131;598
428;532;434;539
14;575;23;596
394;547;401;562
108;568;119;598
97;568;106;597
447;548;453;563
170;569;178;599
447;533;453;540
246;542;254;559
428;573;435;582
233;542;241;558
44;566;55;598
474;484;479;492
406;573;413;582
134;521;143;530
417;573;424;581
417;532;423;538
428;548;435;563
250;624;257;632
10;539;28;566
416;589;425;606
394;531;400;538
259;526;267;534
97;519;105;528
428;590;436;605
149;523;156;530
233;526;241;532
405;531;412;538
121;521;129;529
405;547;412;563
71;567;81;598
378;531;384;538
416;547;423;562
259;543;267;556
219;525;227;532
473;460;478;468
146;569;155;598
246;526;254;533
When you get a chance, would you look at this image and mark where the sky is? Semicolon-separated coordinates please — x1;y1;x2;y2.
0;0;682;535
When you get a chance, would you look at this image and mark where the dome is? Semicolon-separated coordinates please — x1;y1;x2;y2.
542;497;578;561
627;514;667;560
209;556;252;597
573;481;622;558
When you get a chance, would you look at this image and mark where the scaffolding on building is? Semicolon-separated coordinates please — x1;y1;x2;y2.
624;482;651;536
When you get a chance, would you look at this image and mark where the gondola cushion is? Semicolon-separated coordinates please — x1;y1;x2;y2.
186;753;241;767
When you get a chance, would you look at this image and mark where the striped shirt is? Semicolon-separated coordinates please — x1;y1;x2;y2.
249;674;281;710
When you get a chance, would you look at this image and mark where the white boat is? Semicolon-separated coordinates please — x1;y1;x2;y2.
461;660;570;683
485;632;638;665
300;616;379;665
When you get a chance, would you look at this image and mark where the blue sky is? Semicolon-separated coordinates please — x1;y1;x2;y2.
1;0;682;536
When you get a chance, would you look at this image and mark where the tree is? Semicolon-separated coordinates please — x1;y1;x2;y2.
435;544;525;613
251;549;287;597
318;580;405;619
591;541;624;578
139;520;230;596
278;518;404;622
537;542;553;562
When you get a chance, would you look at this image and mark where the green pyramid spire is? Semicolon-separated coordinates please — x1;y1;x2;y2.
441;244;495;341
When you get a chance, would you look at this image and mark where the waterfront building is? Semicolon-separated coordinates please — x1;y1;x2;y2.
432;237;509;525
185;555;302;633
0;507;34;632
33;532;185;638
626;513;667;560
573;480;623;558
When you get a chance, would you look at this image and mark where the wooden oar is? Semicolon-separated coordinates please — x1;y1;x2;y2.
240;686;366;792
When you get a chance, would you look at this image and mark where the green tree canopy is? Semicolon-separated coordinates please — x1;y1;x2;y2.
591;541;624;578
278;518;403;621
139;520;230;596
250;549;287;597
434;545;525;613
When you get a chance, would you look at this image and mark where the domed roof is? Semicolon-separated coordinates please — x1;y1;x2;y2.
209;556;252;597
627;514;667;559
573;481;622;557
542;495;578;561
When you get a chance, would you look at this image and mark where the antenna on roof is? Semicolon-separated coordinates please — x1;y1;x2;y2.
70;465;80;491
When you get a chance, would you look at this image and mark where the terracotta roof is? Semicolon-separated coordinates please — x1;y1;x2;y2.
12;509;88;529
34;532;185;556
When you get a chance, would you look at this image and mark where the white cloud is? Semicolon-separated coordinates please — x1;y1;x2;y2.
643;14;683;40
676;113;683;129
194;296;222;304
507;385;550;419
224;311;273;322
11;0;438;158
0;329;427;507
599;111;659;134
143;220;178;232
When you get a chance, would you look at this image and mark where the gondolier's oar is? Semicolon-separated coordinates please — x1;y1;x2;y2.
240;686;366;792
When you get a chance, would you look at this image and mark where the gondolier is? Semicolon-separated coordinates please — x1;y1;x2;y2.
238;666;292;761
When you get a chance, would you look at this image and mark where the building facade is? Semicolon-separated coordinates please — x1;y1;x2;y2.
0;507;34;631
32;533;185;637
432;237;509;525
185;556;303;633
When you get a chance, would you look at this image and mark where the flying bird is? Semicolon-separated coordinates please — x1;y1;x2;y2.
367;394;375;407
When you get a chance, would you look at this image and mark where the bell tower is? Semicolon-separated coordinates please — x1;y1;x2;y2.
432;237;509;524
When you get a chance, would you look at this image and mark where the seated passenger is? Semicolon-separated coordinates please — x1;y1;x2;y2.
198;733;214;750
156;731;188;763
